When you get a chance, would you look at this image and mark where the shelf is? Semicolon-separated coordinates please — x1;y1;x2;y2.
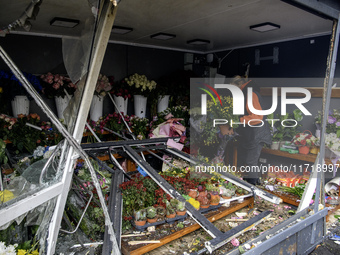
121;198;254;255
261;148;337;165
260;87;340;98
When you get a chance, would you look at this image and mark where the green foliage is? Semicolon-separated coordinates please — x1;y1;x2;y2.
269;109;303;142
200;96;239;146
0;139;8;164
130;116;149;139
176;201;186;211
166;200;176;215
146;206;157;219
134;209;146;221
279;184;306;199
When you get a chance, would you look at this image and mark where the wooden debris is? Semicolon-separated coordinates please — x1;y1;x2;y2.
128;240;161;245
122;233;151;238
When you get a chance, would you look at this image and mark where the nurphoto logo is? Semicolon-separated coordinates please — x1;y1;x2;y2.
199;82;311;128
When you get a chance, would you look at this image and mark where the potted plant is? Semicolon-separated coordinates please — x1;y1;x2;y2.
166;201;176;218
221;181;235;199
201;96;239;146
110;78;131;115
206;183;220;206
156;206;166;218
292;130;318;155
188;188;198;199
268;109;303;150
196;185;210;209
236;188;244;196
134;209;147;226
176;200;187;216
146;206;158;223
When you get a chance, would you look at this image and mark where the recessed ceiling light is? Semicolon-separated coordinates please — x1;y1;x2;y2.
150;33;176;40
50;17;79;28
250;22;280;32
187;39;210;45
112;26;133;34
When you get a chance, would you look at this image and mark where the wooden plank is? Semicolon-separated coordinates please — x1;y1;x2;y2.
261;148;337;165
266;190;300;207
260;87;340;98
121;198;254;255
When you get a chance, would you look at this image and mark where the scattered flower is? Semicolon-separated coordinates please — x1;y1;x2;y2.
231;238;240;247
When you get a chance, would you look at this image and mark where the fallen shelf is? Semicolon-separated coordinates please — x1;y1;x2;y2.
121;197;254;255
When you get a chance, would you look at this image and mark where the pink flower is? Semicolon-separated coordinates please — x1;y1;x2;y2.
53;83;60;90
231;238;240;247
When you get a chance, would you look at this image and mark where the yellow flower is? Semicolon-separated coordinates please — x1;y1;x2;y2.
0;87;3;93
188;198;200;209
0;190;15;203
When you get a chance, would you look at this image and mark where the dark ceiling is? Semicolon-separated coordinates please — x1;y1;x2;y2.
0;0;339;53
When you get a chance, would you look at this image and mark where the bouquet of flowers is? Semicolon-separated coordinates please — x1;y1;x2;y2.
95;74;112;96
325;133;340;156
315;109;340;137
292;131;318;147
101;112;131;134
125;73;156;96
110;79;132;99
40;72;77;99
130;116;149;140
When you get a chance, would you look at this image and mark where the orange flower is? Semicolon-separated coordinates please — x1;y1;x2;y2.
17;114;26;119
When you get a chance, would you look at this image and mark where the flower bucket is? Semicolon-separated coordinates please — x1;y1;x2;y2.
11;95;29;117
299;146;310;155
134;95;147;118
270;141;280;150
90;95;104;122
114;95;128;115
157;95;170;113
55;96;70;120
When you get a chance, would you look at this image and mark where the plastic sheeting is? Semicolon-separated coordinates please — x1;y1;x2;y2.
62;1;99;130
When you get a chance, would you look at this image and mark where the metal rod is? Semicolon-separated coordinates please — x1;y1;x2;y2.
107;93;134;137
39;142;63;185
123;145;223;238
104;127;177;168
59;188;93;234
107;93;146;161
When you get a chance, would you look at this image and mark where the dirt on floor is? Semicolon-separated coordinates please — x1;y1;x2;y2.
141;197;295;255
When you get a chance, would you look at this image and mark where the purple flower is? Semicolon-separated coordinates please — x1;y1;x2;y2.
336;122;340;127
328;116;336;124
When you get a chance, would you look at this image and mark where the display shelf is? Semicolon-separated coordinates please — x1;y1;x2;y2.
261;148;338;165
121;197;254;255
266;190;300;207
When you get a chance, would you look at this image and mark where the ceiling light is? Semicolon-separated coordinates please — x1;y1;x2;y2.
112;26;133;34
150;33;176;40
50;17;79;28
250;22;280;32
187;39;210;45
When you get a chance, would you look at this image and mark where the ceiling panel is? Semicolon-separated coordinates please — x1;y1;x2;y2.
0;0;337;53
